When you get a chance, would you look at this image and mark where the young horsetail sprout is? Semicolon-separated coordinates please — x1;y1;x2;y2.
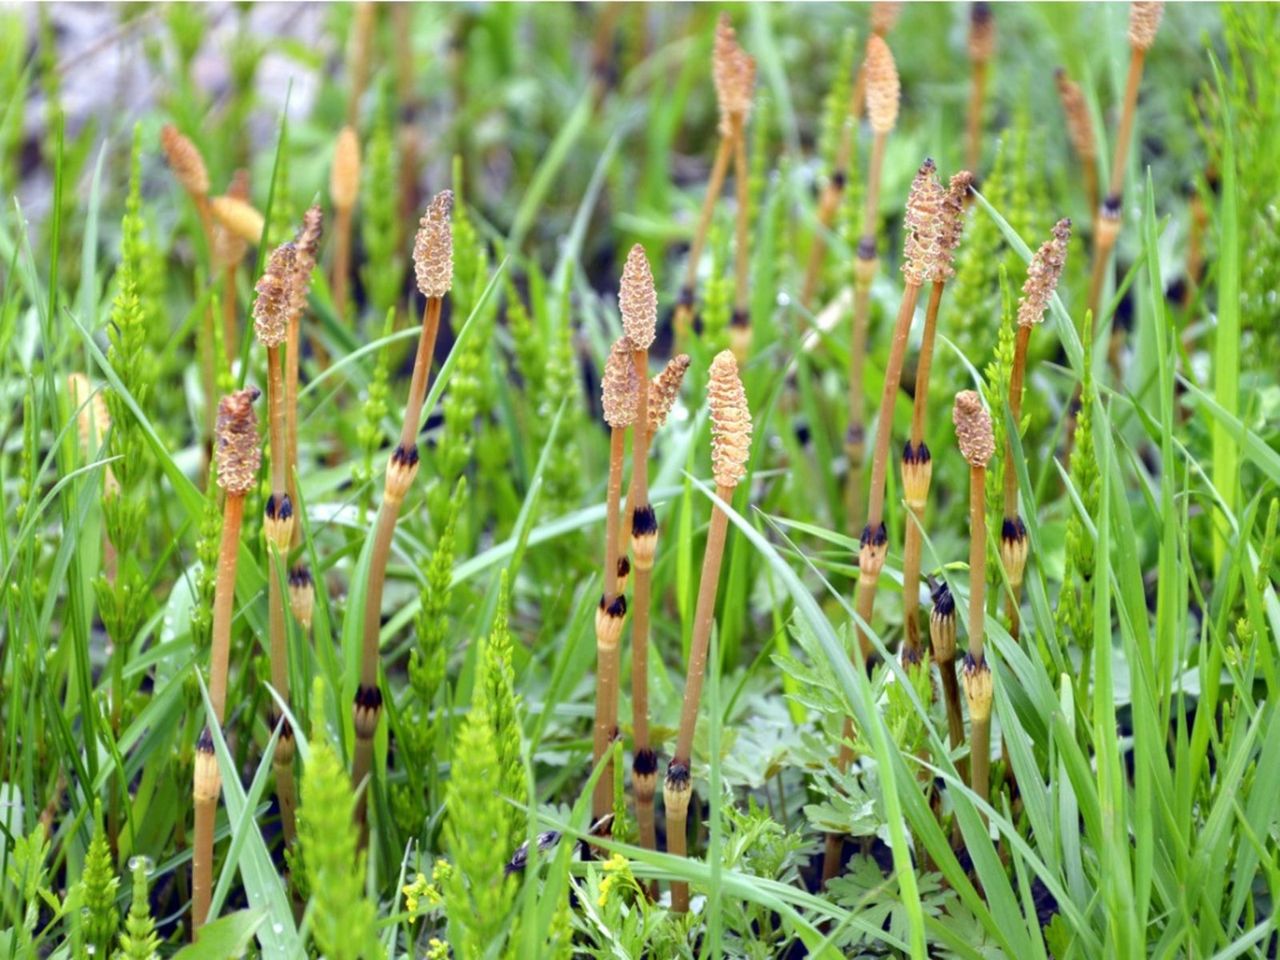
954;390;996;811
286;207;323;628
965;3;995;172
353;190;453;836
253;242;302;845
1090;1;1164;373
1002;219;1071;641
824;157;940;884
844;32;900;534
193;386;261;933
593;335;640;822
1055;68;1099;216
330;125;361;328
211;171;254;364
672;15;753;348
901;171;973;662
928;579;965;782
666;350;751;913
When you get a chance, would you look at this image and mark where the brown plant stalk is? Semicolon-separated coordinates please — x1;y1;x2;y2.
673;15;753;348
965;3;995;173
1056;68;1099;218
954;390;995;811
1001;220;1071;641
823;158;939;884
666;350;751;913
353;191;452;836
331;125;361;331
631;354;690;873
212;170;252;364
193;386;261;934
594;335;640;821
347;2;376;128
1089;2;1163;371
844;33;900;535
253;243;302;845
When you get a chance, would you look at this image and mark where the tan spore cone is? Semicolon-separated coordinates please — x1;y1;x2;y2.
602;337;641;429
1017;218;1072;328
413;190;455;299
215;387;262;495
649;355;692;435
253;243;297;347
619;245;658;350
712;14;755;130
864;35;901;136
1128;2;1164;50
161;124;209;198
953;391;994;468
708;350;752;489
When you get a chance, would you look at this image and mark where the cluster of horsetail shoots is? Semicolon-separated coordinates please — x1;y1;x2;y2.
666;350;752;913
673;15;754;348
353;190;453;835
253;241;302;845
953;390;995;811
900;170;972;663
844;32;900;534
1002;219;1071;641
193;386;261;934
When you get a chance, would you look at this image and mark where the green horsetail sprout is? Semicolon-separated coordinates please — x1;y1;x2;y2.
330;125;360;326
254;242;302;846
286;206;324;629
194;387;257;933
954;389;996;812
1090;1;1164;368
666;350;751;913
1002;219;1071;642
1055;68;1099;216
633;353;689;873
844;32;900;534
824;158;940;884
593;334;640;823
673;15;753;348
211;169;252;365
965;3;995;172
901;171;972;662
354;190;453;839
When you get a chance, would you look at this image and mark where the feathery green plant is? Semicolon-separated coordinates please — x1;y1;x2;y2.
479;573;527;839
298;692;379;960
80;809;120;954
361;95;404;319
116;861;160;960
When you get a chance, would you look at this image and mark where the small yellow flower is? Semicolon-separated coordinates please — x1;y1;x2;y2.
432;858;454;886
603;853;629;873
597;874;614;907
426;937;450;960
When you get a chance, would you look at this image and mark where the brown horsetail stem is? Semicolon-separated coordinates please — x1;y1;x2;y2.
824;158;947;883
162;124;219;454
901;171;973;661
614;245;660;855
844;32;900;535
632;354;689;870
727;46;756;361
800;3;899;310
285;208;324;630
673;14;753;347
212;170;252;362
666;349;751;913
1002;219;1071;641
254;242;301;845
1055;68;1099;217
1089;2;1164;361
966;3;994;172
954;389;995;811
193;386;261;934
354;190;452;835
929;579;966;780
347;2;376;128
330;125;361;327
594;335;640;821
